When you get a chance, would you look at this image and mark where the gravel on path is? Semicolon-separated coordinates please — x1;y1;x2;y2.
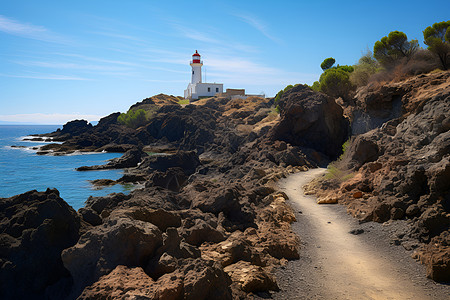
267;168;450;300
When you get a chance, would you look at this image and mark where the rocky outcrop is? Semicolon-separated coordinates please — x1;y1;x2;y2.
270;84;349;160
137;150;200;175
349;70;450;134
77;148;148;170
6;87;385;297
305;70;450;282
0;189;81;300
61;214;163;297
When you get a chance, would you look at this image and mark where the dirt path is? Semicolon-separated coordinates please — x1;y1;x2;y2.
270;168;450;300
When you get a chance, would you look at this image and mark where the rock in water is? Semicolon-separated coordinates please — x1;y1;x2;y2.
0;189;81;300
77;147;148;170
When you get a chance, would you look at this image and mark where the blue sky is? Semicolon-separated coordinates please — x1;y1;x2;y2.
0;0;448;124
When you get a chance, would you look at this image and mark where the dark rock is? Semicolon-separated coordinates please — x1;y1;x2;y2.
269;85;349;160
77;148;147;170
0;189;81;300
60;119;93;136
181;258;233;300
349;228;365;235
341;134;379;170
84;193;131;217
183;219;226;246
138;150;200;175
61;216;163;298
146;167;187;192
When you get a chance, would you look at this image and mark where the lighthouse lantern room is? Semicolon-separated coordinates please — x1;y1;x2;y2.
184;50;223;100
190;50;203;84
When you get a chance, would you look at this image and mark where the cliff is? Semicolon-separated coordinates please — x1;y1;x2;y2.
305;70;450;282
1;71;448;299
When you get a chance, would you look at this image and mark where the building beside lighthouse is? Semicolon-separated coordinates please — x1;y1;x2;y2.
184;50;223;100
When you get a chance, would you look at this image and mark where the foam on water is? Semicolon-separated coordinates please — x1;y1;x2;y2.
0;125;135;210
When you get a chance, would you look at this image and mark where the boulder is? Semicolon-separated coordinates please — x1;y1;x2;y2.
341;134;379;170
181;258;233;300
269;84;349;159
0;189;80;300
147;167;187;192
109;207;181;232
224;261;279;293
416;231;450;282
78;265;157;299
61;216;162;297
183;219;226;246
138;150;201;175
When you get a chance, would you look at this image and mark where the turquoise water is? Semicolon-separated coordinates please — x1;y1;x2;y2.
0;125;132;210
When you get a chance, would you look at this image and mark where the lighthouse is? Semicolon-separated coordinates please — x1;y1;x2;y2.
184;50;223;100
190;50;203;84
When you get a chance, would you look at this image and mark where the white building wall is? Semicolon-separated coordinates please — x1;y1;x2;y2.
184;83;223;100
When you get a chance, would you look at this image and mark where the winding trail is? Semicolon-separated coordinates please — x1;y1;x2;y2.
271;168;449;300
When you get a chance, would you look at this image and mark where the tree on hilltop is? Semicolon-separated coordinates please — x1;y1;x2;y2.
318;67;354;100
423;20;450;70
320;57;336;71
373;31;419;67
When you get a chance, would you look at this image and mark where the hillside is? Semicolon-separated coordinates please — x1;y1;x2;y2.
305;70;450;282
0;71;449;299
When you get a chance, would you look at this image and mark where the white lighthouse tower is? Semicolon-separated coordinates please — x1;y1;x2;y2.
184;50;223;100
190;50;202;84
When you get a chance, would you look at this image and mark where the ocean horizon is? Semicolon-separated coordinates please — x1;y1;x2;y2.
0;125;131;210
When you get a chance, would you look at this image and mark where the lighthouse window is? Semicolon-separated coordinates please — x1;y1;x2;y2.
216;88;219;92
208;87;211;92
192;70;194;74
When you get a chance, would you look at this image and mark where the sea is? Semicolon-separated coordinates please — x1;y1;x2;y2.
0;125;134;210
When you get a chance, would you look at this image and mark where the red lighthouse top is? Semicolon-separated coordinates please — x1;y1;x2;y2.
192;50;201;63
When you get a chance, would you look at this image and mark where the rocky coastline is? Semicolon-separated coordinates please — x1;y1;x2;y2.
1;71;449;299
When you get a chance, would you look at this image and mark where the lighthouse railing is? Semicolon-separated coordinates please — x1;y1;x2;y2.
190;60;203;64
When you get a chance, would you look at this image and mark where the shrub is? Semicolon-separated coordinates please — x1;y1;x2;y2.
350;50;381;87
310;81;320;92
274;84;294;104
423;20;450;70
117;109;148;129
318;67;354;100
275;105;281;114
274;90;284;103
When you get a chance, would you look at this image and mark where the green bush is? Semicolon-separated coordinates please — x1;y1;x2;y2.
423;20;450;70
274;90;283;103
318;67;354;100
274;84;294;104
283;84;294;92
310;81;320;92
350;50;381;87
117;109;148;129
275;105;281;114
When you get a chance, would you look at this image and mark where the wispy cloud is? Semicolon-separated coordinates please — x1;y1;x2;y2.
201;55;317;88
144;79;186;83
172;24;221;44
53;53;139;66
0;15;68;43
0;73;88;81
0;113;102;124
89;31;146;42
14;60;132;72
234;14;282;44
